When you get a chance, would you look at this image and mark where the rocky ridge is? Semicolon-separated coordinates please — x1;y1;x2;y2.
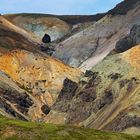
52;0;140;71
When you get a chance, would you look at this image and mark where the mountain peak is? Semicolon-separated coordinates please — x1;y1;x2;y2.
108;0;140;15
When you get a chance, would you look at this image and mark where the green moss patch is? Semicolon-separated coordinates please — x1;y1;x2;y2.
0;116;140;140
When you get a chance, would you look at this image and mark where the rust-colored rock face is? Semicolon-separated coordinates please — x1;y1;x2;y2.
0;49;81;121
0;15;82;121
122;44;140;68
0;49;81;105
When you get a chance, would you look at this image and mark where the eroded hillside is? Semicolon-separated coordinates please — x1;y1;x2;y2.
1;0;140;137
0;49;81;121
0;15;82;121
53;0;140;71
47;43;140;135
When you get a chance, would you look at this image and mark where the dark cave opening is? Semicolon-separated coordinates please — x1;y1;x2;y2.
42;34;51;43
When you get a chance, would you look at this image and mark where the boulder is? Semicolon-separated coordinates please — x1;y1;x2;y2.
41;105;50;115
115;24;140;52
40;44;55;56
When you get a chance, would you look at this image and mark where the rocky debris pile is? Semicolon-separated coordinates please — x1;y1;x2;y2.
84;70;95;77
40;43;55;56
40;34;55;56
115;24;140;52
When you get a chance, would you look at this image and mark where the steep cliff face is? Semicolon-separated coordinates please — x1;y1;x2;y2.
46;43;140;134
53;0;140;71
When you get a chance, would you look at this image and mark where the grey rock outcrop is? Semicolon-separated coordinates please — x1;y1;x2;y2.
115;24;140;52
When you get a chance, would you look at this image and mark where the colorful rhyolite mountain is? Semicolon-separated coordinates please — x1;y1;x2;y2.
1;0;140;138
